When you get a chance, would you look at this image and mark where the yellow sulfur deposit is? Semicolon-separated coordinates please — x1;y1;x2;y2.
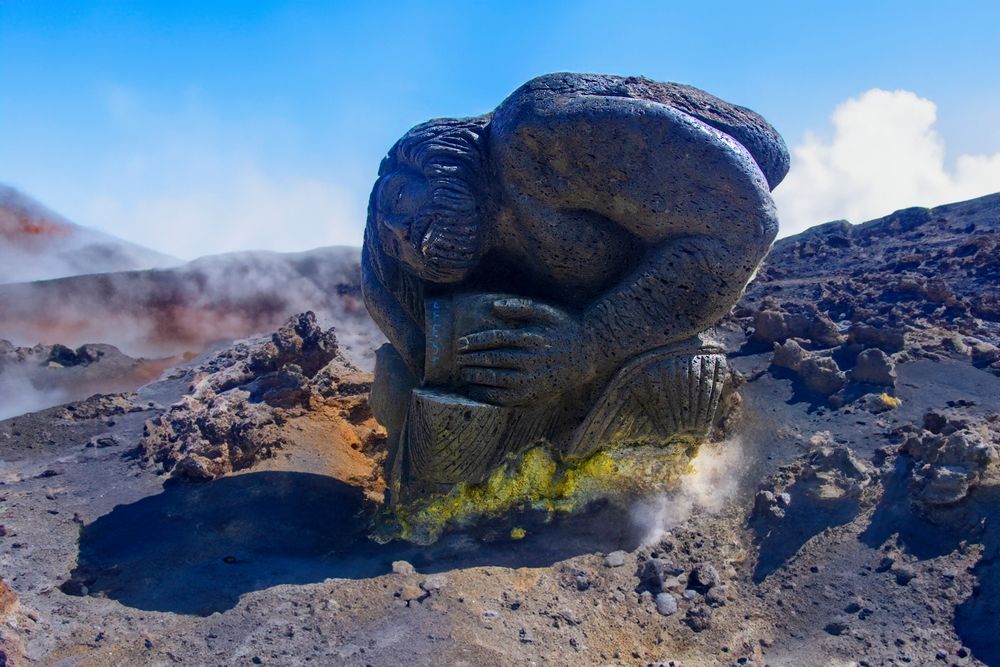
386;437;701;544
879;393;902;409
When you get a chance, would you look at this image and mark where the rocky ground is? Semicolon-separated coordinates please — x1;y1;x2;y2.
1;193;998;666
0;245;384;367
0;341;180;420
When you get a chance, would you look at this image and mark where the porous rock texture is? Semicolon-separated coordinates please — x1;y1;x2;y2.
141;312;385;483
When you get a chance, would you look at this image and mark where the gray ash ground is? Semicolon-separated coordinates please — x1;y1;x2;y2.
1;193;999;666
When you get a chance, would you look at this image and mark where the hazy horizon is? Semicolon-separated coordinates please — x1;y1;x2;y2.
3;1;999;260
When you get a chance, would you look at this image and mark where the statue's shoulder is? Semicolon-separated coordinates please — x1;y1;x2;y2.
494;73;789;190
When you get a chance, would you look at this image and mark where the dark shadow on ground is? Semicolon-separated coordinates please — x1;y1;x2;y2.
858;457;969;560
63;471;642;616
953;486;1000;667
750;475;861;582
861;459;1000;666
766;366;833;414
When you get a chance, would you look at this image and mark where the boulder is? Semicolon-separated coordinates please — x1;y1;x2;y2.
851;348;897;386
772;340;847;396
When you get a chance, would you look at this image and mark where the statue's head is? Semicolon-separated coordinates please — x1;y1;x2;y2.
369;116;490;284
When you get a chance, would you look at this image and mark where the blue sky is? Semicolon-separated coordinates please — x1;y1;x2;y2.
2;1;999;258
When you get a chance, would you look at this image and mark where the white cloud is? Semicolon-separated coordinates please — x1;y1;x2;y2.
87;165;363;260
70;85;367;260
774;88;1000;237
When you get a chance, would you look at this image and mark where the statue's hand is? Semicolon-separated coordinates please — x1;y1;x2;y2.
454;298;595;406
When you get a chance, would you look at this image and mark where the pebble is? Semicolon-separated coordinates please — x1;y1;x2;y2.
421;574;449;593
685;605;712;632
604;550;627;568
392;560;416;575
892;565;917;586
683;589;699;601
689;563;721;592
399;583;424;602
824;619;850;636
705;586;727;607
655;592;678;616
560;608;581;626
638;558;684;592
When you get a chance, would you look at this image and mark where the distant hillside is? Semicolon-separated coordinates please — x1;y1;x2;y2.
736;191;999;371
748;191;999;333
0;184;178;284
0;245;383;369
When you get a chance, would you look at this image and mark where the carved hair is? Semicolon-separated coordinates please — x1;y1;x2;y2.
384;115;490;207
364;115;491;331
370;115;491;286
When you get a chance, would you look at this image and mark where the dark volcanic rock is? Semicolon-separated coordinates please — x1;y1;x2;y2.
897;410;998;509
739;192;1000;379
637;558;684;593
771;340;847;396
851;348;897;386
140;312;374;480
753;305;843;347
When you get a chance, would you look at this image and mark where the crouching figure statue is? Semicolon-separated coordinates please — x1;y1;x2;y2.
362;73;788;516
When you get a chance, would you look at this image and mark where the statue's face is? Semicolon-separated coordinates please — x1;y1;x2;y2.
375;168;431;272
374;167;481;284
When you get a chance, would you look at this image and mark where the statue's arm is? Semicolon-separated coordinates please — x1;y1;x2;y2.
582;233;759;374
490;80;779;374
361;242;425;378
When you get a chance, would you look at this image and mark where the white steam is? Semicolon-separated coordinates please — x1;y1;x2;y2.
631;437;746;546
0;246;383;368
0;184;178;285
0;366;68;421
775;88;1000;236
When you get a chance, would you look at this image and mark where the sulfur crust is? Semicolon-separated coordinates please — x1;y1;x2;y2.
383;436;704;544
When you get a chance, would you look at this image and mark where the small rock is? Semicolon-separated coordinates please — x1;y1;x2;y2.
771;340;847;395
519;627;534;643
689;563;721;592
399;583;424;602
637;558;683;593
604;550;627;568
683;589;699;601
392;560;416;575
824;619;850;636
93;435;119;448
685;604;712;632
655;592;678;616
876;556;895;572
851;348;897;386
420;574;449;593
705;586;727;607
892;565;917;586
559;608;581;626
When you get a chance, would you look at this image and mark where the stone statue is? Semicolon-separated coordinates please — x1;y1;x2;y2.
363;73;788;508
